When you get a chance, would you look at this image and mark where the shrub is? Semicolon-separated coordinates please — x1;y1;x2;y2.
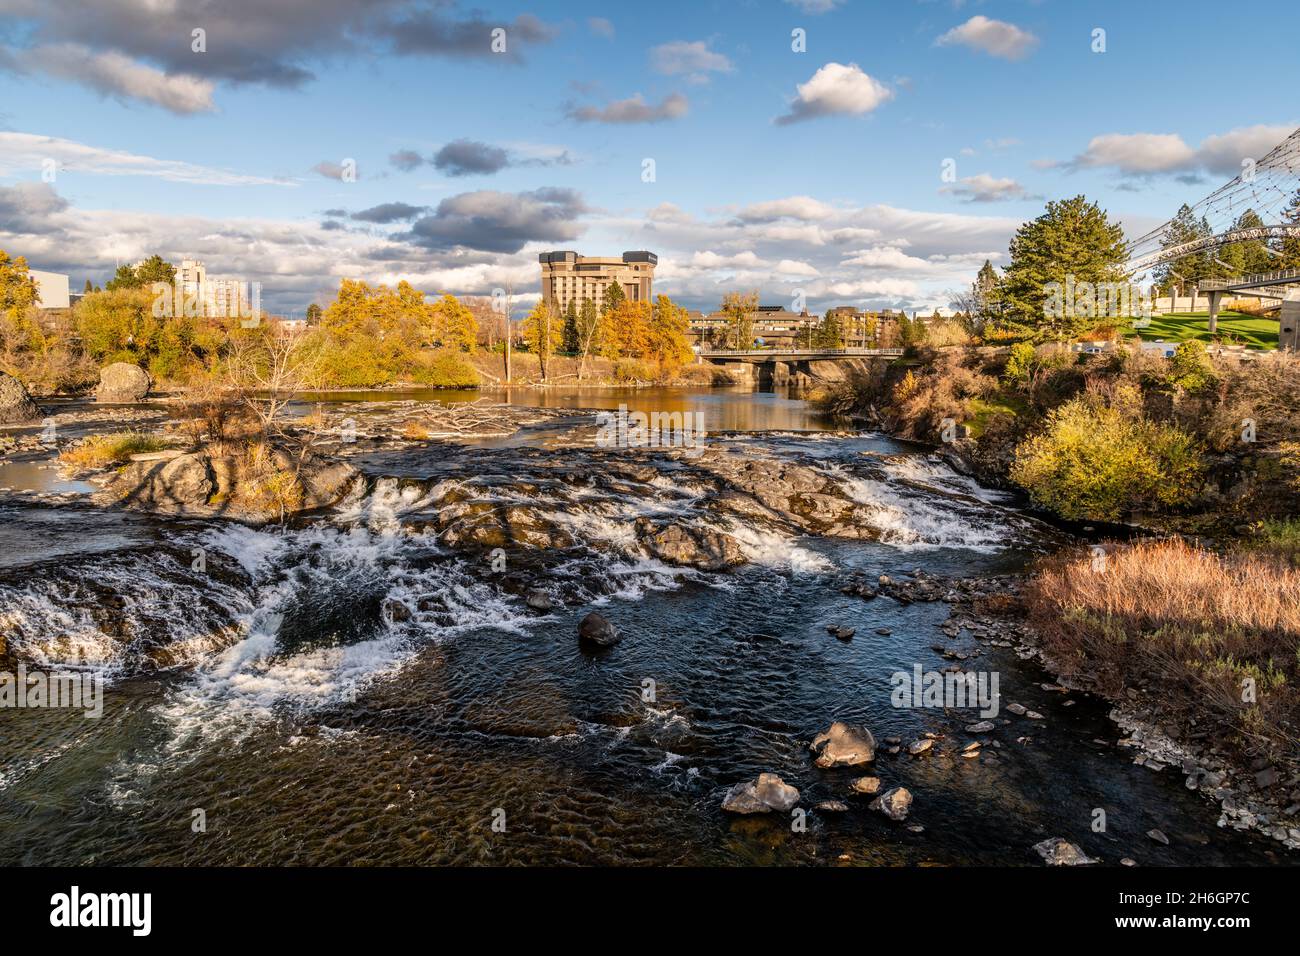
1026;539;1300;758
1003;341;1036;385
1167;339;1217;393
411;349;480;388
1010;398;1203;520
61;432;169;470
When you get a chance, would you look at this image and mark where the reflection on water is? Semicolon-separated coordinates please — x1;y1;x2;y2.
290;385;836;434
0;459;95;495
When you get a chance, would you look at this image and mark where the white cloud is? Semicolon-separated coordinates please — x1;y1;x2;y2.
567;92;689;124
736;195;837;222
784;0;845;13
936;16;1039;61
649;40;734;83
1058;125;1295;178
841;246;931;269
0;132;289;186
8;44;215;114
775;62;893;125
942;173;1032;203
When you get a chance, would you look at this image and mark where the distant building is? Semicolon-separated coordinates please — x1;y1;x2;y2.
172;258;252;318
30;269;70;310
688;305;817;347
539;250;656;314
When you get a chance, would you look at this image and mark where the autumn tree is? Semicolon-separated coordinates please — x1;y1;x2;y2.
646;294;693;374
576;297;600;380
106;255;176;291
522;300;561;379
430;293;477;352
561;299;579;354
600;299;651;361
721;291;759;349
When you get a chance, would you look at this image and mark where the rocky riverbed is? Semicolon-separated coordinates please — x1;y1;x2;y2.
0;388;1294;865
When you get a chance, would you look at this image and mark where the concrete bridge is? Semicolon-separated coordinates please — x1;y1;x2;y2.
697;347;904;389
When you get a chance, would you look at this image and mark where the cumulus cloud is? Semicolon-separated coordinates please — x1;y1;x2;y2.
775;62;892;125
404;187;589;253
433;140;511;177
942;173;1033;203
649;40;734;83
936;16;1039;61
350;202;426;224
0;1;556;110
567;92;689;124
1055;125;1295;179
736;196;837;222
0;132;289;185
5;44;214;114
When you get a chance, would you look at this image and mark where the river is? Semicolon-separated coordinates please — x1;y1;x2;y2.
0;386;1288;865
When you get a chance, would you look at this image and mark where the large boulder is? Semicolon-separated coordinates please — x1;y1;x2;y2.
721;772;800;814
0;371;40;424
578;611;621;647
810;721;877;768
96;362;151;402
634;518;746;571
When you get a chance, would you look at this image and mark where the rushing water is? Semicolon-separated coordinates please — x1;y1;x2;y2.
0;388;1289;865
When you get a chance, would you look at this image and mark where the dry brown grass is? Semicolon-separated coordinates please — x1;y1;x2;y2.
1027;538;1300;756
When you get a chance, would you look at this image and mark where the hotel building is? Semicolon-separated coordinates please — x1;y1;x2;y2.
538;250;657;314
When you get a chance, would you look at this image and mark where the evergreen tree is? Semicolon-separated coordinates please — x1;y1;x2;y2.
106;255;176;292
561;298;579;353
1278;189;1300;269
601;282;626;317
999;195;1127;341
1153;205;1214;295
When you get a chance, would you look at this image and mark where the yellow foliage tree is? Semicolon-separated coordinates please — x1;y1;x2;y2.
647;294;693;374
522;300;561;379
431;293;477;352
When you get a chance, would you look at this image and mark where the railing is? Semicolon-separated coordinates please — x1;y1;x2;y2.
1199;267;1300;291
697;347;905;358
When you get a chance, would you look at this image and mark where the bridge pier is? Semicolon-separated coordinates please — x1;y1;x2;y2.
1207;290;1223;335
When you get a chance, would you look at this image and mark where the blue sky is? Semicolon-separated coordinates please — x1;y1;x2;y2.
1;0;1296;315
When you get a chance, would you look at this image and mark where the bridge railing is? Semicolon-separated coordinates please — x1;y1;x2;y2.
1199;267;1300;291
697;347;905;357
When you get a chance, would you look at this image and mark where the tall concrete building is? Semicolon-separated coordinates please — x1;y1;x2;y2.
538;250;656;314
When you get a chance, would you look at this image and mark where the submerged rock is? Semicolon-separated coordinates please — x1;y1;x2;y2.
810;721;876;768
96;362;151;402
721;772;800;814
872;786;913;821
850;776;881;795
525;590;555;612
1033;837;1095;866
578;611;620;647
634;518;746;571
0;371;40;424
815;800;849;812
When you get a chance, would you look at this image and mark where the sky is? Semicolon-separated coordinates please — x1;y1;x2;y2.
1;0;1297;316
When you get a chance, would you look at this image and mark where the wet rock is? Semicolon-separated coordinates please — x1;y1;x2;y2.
1147;828;1170;845
850;776;881;795
721;772;800;814
578;611;621;647
525;590;555;612
872;786;912;821
634;518;746;571
1121;858;1137;867
965;720;996;733
0;371;40;425
1006;703;1026;716
1033;837;1095;866
810;721;876;767
908;739;933;756
96;362;151;402
815;800;849;812
826;624;855;640
382;599;411;622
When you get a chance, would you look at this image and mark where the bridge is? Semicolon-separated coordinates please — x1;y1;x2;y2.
1124;126;1300;346
697;347;904;390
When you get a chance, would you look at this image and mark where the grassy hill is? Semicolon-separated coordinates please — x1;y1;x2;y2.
1119;311;1278;350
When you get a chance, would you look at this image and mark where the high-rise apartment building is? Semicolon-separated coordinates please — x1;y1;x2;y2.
538;250;657;314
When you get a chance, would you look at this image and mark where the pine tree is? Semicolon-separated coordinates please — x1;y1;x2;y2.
1278;189;1300;270
999;195;1127;341
561;299;579;353
601;282;626;317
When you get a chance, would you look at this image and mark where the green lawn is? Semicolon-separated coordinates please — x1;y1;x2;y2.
1118;311;1278;350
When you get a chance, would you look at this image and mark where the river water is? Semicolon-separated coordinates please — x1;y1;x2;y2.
0;387;1288;865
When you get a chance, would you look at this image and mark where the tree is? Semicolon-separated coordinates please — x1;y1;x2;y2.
720;291;758;349
646;295;693;374
430;293;477;352
601;282;626;318
0;250;38;315
1153;204;1214;296
1218;209;1272;276
813;311;844;348
522;300;560;379
106;255;176;291
576;297;599;380
999;195;1127;341
561;299;579;354
1278;189;1300;270
600;299;651;360
306;303;323;325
